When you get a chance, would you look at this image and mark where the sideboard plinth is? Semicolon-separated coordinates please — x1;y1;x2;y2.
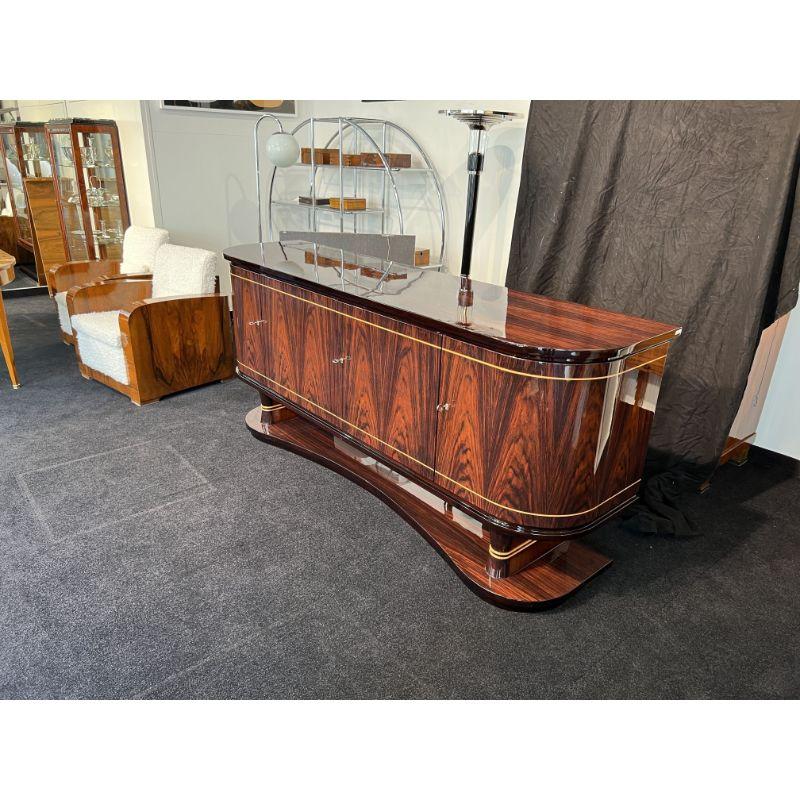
245;407;612;611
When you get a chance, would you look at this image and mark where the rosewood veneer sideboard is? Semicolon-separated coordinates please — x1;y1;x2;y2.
225;242;682;610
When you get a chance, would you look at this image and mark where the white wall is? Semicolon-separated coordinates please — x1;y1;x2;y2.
13;99;155;227
142;100;529;287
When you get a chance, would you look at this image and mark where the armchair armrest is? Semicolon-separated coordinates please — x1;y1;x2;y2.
48;259;122;296
68;277;153;317
119;293;234;405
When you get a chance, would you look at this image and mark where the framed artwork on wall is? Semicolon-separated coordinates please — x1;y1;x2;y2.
161;100;297;116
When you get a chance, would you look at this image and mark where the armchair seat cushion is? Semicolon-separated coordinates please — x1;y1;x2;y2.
71;311;128;385
54;291;72;335
71;311;124;347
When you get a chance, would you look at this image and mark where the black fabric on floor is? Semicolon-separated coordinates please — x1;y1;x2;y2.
1;294;798;699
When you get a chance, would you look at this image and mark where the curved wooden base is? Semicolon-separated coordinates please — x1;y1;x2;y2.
246;407;612;611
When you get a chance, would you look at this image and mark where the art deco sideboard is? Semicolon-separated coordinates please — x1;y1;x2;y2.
225;242;681;609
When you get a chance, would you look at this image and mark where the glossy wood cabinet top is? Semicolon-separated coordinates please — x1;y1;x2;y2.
225;242;681;363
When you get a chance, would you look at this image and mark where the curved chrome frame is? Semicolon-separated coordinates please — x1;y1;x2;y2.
253;113;286;245
264;116;447;269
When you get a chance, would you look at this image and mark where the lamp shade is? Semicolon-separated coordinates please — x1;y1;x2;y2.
266;131;300;167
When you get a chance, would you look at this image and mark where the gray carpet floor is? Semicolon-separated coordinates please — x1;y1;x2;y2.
1;293;798;699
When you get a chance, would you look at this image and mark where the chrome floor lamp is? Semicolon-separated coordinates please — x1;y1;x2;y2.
439;108;520;278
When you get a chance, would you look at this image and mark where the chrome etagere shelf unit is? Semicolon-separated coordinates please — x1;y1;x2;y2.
266;117;446;270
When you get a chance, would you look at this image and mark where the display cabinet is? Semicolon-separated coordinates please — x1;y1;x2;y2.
45;118;130;262
0;121;52;251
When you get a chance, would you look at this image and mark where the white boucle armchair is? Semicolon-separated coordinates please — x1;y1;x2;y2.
48;225;169;344
68;243;234;405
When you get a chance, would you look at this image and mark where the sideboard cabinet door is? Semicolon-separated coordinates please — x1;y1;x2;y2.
434;336;621;531
231;268;271;379
434;335;668;531
264;277;343;428
339;305;441;479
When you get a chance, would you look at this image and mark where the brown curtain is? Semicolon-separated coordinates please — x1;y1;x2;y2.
507;101;800;534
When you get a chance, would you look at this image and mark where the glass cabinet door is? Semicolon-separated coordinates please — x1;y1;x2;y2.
50;131;89;261
1;131;32;242
19;129;52;179
77;129;124;260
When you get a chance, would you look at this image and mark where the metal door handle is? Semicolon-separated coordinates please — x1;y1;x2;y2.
331;355;352;365
248;319;268;326
436;402;452;412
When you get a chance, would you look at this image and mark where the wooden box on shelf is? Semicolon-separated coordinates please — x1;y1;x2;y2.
300;147;340;165
328;197;367;211
360;152;412;169
300;148;365;167
298;196;331;206
415;248;430;266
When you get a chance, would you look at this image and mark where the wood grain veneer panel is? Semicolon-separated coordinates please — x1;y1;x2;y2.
25;178;68;278
259;274;342;428
122;295;234;405
340;306;441;478
232;267;272;379
434;337;668;530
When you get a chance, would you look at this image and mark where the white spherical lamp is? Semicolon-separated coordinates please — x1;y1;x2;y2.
266;131;300;167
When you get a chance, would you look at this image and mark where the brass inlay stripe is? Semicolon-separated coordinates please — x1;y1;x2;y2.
238;361;641;519
261;403;284;411
230;271;668;382
442;349;666;381
488;540;537;560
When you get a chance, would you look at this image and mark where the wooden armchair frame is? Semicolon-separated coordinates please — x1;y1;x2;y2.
49;259;121;295
67;275;234;405
48;259;151;345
